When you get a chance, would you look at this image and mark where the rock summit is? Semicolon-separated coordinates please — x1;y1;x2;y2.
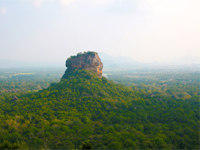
62;51;103;78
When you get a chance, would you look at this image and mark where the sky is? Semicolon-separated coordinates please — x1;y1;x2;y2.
0;0;200;63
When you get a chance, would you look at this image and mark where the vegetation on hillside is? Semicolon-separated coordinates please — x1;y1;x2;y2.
67;51;97;60
0;69;199;149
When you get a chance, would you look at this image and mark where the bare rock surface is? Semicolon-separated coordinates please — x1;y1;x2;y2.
62;52;103;78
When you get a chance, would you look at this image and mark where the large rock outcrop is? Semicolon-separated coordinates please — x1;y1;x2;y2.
62;52;103;79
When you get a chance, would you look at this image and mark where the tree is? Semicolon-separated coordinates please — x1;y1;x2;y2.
82;142;92;150
0;141;20;149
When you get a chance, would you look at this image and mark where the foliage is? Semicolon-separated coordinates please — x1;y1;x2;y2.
82;142;92;150
0;141;21;149
0;68;199;149
67;51;97;60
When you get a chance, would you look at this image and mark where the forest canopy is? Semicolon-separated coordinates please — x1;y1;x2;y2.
0;68;199;149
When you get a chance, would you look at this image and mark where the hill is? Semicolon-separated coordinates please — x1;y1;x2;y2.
0;52;199;149
0;69;199;149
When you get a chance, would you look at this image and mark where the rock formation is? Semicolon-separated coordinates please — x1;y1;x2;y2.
62;51;103;79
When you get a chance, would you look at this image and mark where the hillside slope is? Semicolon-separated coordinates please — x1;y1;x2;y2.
0;70;199;149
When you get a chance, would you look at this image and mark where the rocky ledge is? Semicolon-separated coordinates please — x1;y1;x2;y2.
62;51;103;79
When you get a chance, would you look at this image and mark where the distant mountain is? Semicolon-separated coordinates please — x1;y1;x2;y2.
99;53;200;68
1;54;199;69
170;55;200;65
136;56;200;67
145;56;200;67
98;52;141;68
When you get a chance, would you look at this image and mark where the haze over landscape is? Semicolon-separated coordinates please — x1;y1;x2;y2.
0;0;200;65
0;1;199;149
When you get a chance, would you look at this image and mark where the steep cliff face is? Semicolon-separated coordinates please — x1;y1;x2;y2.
62;52;103;79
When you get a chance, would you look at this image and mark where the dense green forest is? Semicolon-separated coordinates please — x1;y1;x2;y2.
0;68;199;149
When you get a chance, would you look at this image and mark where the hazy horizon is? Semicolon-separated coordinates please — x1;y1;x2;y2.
1;52;200;69
0;0;199;63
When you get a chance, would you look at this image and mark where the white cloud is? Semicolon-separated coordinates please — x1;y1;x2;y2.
32;0;115;8
33;0;54;8
59;0;75;6
90;0;116;5
137;0;200;17
33;0;75;8
1;7;7;15
33;0;45;8
123;0;200;62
